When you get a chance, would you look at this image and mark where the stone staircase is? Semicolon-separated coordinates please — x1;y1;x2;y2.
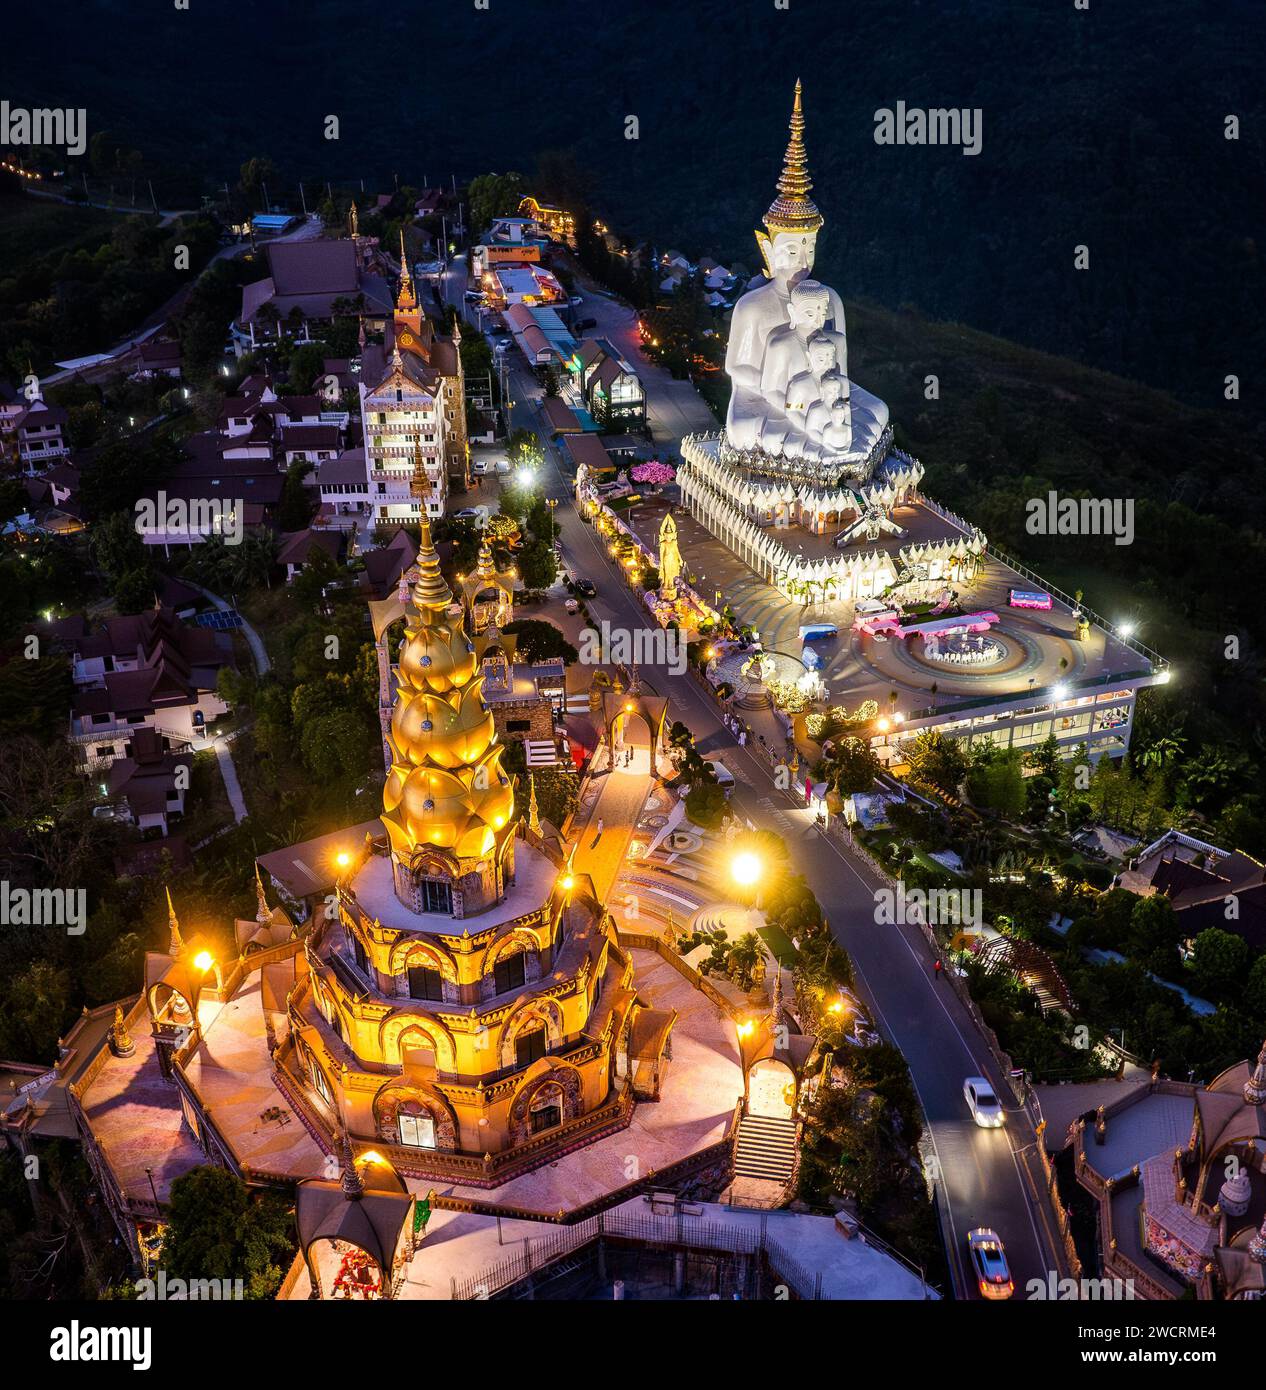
734;1114;797;1184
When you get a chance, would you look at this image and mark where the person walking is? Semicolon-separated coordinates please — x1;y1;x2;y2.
933;959;943;980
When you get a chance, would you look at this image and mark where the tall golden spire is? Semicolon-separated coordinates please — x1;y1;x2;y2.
764;78;823;236
396;228;417;310
409;514;453;612
527;773;542;835
255;863;270;925
409;439;431;512
166;886;185;960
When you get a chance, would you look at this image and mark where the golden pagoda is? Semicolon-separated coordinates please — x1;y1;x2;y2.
281;521;667;1179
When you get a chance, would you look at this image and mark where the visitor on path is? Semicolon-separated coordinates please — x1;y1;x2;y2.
933;959;943;980
597;817;605;835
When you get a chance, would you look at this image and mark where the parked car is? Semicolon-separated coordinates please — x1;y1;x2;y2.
493;459;512;474
963;1077;1005;1128
569;295;584;306
564;598;580;615
575;579;597;597
471;459;489;476
966;1229;1014;1299
451;508;480;522
464;289;483;302
576;317;597;331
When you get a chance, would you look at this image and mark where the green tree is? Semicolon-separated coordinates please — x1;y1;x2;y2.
502;618;577;664
1189;928;1251;1000
466;172;525;237
160;1167;295;1300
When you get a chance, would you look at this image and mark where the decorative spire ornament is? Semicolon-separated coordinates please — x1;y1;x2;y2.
166;886;185;960
1244;1039;1266;1106
255;863;270;925
762;79;823;239
1249;1211;1266;1264
109;1004;135;1058
339;1127;364;1200
527;773;542;835
396;228;416;311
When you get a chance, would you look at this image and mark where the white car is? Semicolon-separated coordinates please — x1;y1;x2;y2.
966;1229;1014;1299
963;1077;1005;1128
471;460;489;476
569;295;584;306
494;460;512;474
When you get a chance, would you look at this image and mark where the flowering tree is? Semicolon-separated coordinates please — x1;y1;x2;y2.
630;460;675;485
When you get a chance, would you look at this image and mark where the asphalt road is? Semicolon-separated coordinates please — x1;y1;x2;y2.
549;467;1059;1296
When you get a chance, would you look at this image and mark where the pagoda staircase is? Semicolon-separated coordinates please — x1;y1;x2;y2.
734;1113;797;1184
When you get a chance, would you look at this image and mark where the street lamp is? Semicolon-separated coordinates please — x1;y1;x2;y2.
730;851;761;889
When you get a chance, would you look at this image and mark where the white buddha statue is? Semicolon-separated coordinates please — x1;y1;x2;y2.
724;80;890;472
725;80;846;452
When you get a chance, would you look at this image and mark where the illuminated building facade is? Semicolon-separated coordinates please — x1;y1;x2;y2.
281;525;671;1179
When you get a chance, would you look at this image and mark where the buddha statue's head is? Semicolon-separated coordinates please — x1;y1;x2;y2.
806;333;838;377
757;81;824;285
788;281;831;335
757;228;818;286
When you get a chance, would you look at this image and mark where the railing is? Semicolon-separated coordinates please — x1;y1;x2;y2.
450;1206;826;1300
983;539;1169;674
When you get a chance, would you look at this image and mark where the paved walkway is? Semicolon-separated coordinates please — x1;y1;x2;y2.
214;735;248;822
571;762;656;903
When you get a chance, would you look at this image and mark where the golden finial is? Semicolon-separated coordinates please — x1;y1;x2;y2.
409;437;429;504
166;886;185;960
762;78;823;240
110;1004;135;1057
528;773;542;835
410;515;453;609
255;862;270;925
396;228;417;310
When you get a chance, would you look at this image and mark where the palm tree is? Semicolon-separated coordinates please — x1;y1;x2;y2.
232;528;277;591
726;933;766;991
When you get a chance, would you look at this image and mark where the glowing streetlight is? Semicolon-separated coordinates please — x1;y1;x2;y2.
1119;621;1136;638
736;1019;755;1040
559;873;575;892
1052;683;1069;702
335;851;352;869
730;852;761;888
193;951;215;973
877;717;890;733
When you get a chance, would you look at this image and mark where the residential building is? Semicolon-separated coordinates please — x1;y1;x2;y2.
63;608;233;771
105;727;193;837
